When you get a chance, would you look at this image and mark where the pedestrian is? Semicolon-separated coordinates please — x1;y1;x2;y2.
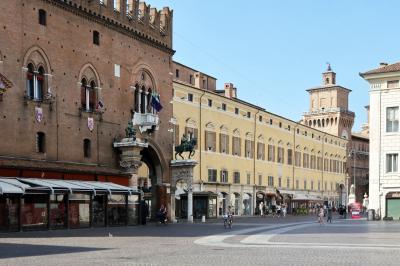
271;204;277;218
259;202;264;217
318;206;324;225
140;200;149;225
276;204;281;218
282;204;287;218
327;207;332;223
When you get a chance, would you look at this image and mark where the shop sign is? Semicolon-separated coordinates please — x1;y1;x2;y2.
387;192;400;199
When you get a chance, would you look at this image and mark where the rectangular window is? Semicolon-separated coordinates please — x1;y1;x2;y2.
318;181;321;191
303;153;309;168
287;149;293;165
278;177;282;188
277;147;284;163
205;131;216;152
219;133;229;154
286;177;290;189
202;79;206;89
387;80;399;88
279;122;282;128
93;31;100;45
386;153;398;173
234;172;240;184
208;169;217;182
268;176;274;187
311;181;314;190
324;181;327;191
258;174;262;186
268;145;275;162
189;74;193;84
222;103;226;111
310;155;316;169
187;93;193;102
247;112;251;118
259;115;262;122
247;173;251;185
114;64;120;78
176;69;179;78
232;137;241;156
39;9;47;26
295;151;301;167
220;170;228;183
386;107;399;132
296;179;299;189
257;142;265;160
208;99;212;107
269;119;273;125
245;140;254;158
304;180;307;190
36;132;45;153
235;107;239;115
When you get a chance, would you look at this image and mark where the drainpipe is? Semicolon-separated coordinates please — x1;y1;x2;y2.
199;91;206;184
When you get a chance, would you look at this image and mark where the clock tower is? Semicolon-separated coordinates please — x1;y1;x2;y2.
302;64;354;139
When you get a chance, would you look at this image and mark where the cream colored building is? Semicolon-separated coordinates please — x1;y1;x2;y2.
172;62;348;218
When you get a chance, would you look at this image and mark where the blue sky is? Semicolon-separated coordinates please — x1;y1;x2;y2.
150;0;400;131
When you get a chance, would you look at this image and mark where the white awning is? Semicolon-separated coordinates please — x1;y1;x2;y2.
0;179;30;194
292;193;323;201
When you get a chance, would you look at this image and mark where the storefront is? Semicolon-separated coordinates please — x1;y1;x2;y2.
0;177;140;232
386;192;400;220
177;192;217;219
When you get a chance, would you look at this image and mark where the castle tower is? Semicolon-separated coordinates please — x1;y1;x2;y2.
302;64;354;139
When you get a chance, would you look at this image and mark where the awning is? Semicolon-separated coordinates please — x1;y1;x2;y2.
0;179;31;194
292;193;323;201
0;177;137;195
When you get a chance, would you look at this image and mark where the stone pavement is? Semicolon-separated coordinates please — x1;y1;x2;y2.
1;215;400;266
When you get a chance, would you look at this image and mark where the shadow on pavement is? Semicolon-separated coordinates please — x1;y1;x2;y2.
0;243;109;259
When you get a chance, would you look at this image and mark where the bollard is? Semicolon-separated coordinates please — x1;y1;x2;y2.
201;215;206;223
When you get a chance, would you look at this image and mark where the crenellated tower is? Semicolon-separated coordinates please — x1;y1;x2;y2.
302;64;355;139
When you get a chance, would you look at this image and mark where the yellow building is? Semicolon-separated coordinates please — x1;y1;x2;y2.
172;62;348;219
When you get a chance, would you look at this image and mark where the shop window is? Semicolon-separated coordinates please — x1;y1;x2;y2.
108;194;127;226
127;194;139;225
50;194;66;229
93;31;100;45
36;132;45;153
22;194;48;230
69;193;90;229
83;139;91;158
39;9;47;26
92;195;106;227
0;196;19;231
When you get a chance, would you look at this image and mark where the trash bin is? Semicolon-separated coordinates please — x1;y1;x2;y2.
367;209;375;221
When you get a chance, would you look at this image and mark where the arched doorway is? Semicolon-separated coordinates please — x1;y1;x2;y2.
218;192;228;216
139;145;163;219
242;193;252;215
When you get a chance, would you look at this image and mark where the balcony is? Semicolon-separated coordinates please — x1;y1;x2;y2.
132;112;159;132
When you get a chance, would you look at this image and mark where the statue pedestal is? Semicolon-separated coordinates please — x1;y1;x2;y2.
113;137;148;188
170;159;198;223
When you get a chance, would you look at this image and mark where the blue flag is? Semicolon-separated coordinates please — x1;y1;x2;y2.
150;93;163;112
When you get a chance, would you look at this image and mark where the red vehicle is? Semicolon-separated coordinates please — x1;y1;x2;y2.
350;202;362;219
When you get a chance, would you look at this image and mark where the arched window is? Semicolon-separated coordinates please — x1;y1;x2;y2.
83;139;91;158
36;132;45;153
26;63;35;99
36;66;45;100
80;79;97;112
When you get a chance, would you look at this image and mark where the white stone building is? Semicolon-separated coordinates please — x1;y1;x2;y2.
361;62;400;220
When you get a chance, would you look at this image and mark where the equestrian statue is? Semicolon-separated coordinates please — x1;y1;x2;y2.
175;134;197;160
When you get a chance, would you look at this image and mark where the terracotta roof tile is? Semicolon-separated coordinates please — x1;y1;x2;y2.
360;62;400;76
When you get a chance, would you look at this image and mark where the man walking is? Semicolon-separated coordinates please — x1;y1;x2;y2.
327;207;333;223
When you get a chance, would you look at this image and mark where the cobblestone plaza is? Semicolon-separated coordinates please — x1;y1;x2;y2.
1;216;400;266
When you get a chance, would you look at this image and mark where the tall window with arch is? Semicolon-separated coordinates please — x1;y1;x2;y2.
81;79;96;112
26;63;45;101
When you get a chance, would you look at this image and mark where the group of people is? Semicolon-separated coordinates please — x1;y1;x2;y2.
258;202;287;218
139;201;168;225
317;204;333;225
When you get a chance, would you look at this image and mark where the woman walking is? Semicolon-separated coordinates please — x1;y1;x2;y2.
318;206;324;225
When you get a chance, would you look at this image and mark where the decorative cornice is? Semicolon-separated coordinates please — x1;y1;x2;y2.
41;0;175;55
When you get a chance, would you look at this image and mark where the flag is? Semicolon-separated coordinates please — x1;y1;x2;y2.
150;93;163;112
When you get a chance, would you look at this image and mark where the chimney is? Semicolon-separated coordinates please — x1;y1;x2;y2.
224;83;237;99
379;62;388;68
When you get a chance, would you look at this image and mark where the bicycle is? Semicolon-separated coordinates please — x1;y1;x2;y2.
223;214;233;229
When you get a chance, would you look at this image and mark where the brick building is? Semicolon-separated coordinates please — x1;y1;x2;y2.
0;0;174;230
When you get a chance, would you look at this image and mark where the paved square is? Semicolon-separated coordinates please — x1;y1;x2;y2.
1;216;400;266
